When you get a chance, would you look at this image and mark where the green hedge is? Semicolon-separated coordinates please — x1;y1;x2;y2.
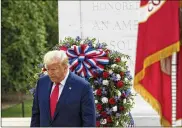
1;0;58;94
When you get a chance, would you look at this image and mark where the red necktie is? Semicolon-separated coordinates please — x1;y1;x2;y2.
50;83;59;119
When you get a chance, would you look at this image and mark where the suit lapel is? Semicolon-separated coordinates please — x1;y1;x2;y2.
46;79;53;121
52;72;73;120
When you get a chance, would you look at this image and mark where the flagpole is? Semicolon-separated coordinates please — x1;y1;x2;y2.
171;53;177;127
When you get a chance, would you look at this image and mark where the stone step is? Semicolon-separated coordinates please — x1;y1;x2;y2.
1;117;181;127
2;117;181;127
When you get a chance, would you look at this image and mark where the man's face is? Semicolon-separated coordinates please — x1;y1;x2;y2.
46;61;68;83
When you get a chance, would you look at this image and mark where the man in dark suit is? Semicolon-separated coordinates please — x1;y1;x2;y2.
30;50;96;127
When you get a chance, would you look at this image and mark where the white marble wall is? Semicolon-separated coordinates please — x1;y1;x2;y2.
59;1;139;76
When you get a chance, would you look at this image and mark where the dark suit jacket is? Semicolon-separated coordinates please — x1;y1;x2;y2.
30;72;96;127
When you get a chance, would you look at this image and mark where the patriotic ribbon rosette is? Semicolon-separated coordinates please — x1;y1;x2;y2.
65;44;109;78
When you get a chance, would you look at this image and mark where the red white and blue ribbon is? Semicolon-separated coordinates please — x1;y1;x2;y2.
66;44;109;78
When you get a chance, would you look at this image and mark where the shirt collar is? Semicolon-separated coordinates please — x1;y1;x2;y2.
60;70;69;86
53;70;69;86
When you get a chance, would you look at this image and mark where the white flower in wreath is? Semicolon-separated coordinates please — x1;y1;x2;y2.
124;77;129;82
116;74;121;80
101;97;108;103
121;57;128;62
93;90;97;95
95;100;98;104
93;43;96;48
102;80;109;86
123;99;127;104
80;40;84;44
91;85;94;88
109;69;113;74
129;98;133;103
117;90;121;97
100;119;107;124
111;64;117;69
112;106;117;112
116;121;119;126
120;66;125;71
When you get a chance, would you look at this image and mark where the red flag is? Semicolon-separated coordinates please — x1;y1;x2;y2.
134;0;180;126
176;45;182;122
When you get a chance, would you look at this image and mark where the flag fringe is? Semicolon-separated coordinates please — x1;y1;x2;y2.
134;41;180;126
134;84;171;126
134;41;180;83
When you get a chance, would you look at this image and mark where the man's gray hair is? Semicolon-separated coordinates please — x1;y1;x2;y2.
44;50;69;67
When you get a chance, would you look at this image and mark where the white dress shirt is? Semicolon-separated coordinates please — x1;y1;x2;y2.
50;70;70;100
